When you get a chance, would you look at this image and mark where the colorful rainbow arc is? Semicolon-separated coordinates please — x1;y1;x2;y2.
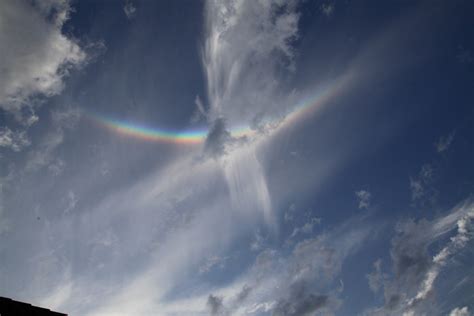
92;116;255;145
94;116;207;145
91;75;350;145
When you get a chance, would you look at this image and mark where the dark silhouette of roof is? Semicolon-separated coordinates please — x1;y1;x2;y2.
0;296;67;315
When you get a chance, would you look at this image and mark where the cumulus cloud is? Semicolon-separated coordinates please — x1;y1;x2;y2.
356;189;372;210
0;0;86;118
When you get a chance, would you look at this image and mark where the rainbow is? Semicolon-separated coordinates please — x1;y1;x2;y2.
92;116;207;145
90;115;258;145
90;74;351;145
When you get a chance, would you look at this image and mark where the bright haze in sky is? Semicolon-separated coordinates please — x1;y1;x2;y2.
0;1;473;315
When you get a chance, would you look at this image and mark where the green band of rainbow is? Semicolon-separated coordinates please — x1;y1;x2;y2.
90;75;350;145
95;116;207;144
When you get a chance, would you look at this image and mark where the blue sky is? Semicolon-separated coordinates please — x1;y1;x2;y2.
0;1;473;315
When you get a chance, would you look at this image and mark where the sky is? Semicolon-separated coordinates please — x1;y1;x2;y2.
0;0;473;315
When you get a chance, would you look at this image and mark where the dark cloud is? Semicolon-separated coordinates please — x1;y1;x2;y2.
391;220;431;285
207;294;225;315
272;282;329;316
365;202;474;315
250;219;369;316
204;118;232;158
204;285;252;316
375;219;434;313
235;284;252;304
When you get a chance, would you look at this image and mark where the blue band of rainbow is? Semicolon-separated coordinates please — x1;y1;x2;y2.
89;76;350;145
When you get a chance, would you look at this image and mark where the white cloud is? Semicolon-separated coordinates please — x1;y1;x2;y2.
250;230;266;252
290;217;321;238
0;168;14;234
406;208;474;310
48;158;66;176
142;215;370;316
202;0;299;123
366;259;386;293
196;216;371;316
356;189;372;210
0;0;86;118
284;203;297;222
26;106;81;172
409;177;424;201
365;200;474;315
450;307;471;316
0;197;8;235
321;3;335;17
124;1;136;20
190;95;208;123
0;127;31;152
0;2;392;315
410;164;436;206
38;279;73;313
435;131;455;153
221;144;274;226
199;255;228;274
26;130;64;172
63;190;78;214
199;1;303;230
51;105;81;129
